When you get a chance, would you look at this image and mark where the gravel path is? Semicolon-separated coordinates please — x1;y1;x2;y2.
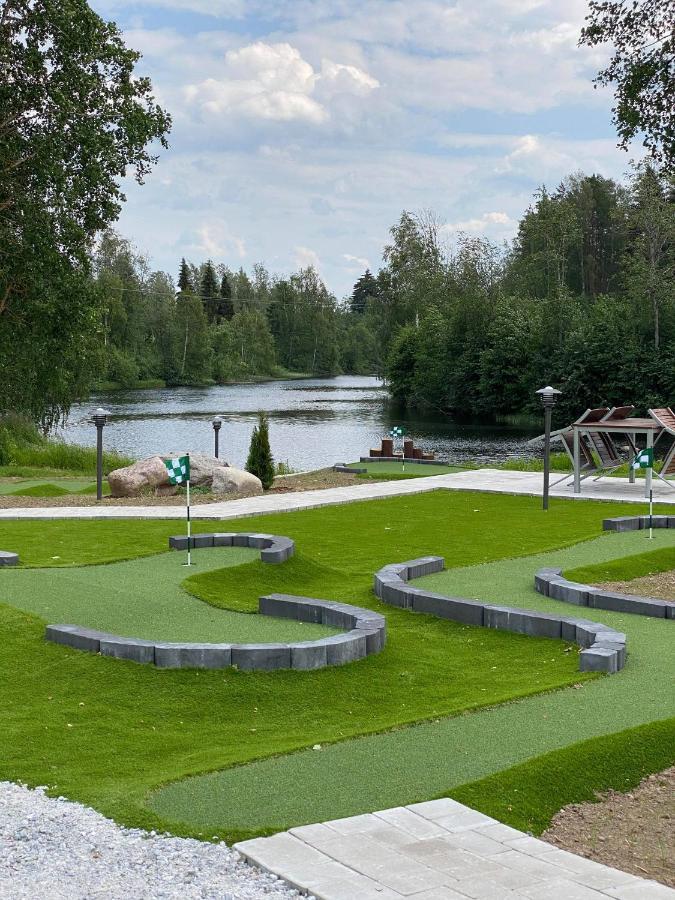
0;782;307;900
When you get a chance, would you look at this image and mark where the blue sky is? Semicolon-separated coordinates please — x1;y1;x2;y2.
91;0;636;297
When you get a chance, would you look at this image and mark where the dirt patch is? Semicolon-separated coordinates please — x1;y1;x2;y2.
542;767;675;887
596;572;675;603
0;468;360;508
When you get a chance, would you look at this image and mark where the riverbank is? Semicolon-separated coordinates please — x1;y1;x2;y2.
92;368;319;393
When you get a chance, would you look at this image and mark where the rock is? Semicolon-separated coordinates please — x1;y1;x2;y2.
212;467;263;498
162;452;229;486
108;456;170;497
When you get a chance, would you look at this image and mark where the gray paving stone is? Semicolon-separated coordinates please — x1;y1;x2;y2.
404;556;444;579
212;532;235;546
99;636;155;664
355;625;386;654
246;533;276;548
168;535;190;550
290;640;328;670
232;533;250;546
412;591;484;625
0;550;19;566
373;807;448;839
579;646;619;673
606;881;675;898
322;632;367;665
602;516;641;532
484;605;562;639
548;580;591;606
191;533;214;548
231;643;291;670
258;594;302;619
519;878;609;899
593;639;626;669
589;590;667;617
153;642;232;668
45;624;107;653
638;515;670;529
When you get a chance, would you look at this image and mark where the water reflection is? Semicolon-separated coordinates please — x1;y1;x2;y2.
60;376;539;470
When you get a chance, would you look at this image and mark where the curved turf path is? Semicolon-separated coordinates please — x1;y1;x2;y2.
149;529;675;834
0;548;335;643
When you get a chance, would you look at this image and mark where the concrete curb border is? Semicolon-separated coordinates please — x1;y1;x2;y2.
168;532;295;564
603;514;675;532
535;567;675;620
374;557;627;673
45;596;385;671
0;550;19;566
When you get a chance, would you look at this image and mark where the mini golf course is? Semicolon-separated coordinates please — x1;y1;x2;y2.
0;489;673;845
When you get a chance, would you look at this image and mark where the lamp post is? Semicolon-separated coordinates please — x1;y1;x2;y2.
92;408;111;501
212;415;223;458
535;386;562;510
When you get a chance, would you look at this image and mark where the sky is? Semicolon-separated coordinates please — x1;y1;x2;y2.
90;0;636;298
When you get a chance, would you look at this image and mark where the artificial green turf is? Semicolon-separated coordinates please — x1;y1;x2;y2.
449;718;675;834
1;491;674;842
567;545;675;585
347;461;464;477
149;526;675;837
0;478;106;496
2;548;334;643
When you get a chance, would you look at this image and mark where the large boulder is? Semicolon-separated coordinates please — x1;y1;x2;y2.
212;466;263;498
108;456;170;497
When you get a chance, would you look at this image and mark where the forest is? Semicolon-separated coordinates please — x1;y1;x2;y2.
95;162;674;424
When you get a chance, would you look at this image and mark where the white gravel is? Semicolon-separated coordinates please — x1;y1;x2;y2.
0;782;309;900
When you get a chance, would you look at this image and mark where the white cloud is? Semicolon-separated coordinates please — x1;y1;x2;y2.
343;253;370;270
186;223;246;260
295;246;322;270
443;211;517;236
184;41;378;126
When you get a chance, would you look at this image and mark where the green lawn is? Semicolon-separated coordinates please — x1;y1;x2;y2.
450;718;675;834
347;460;465;479
0;490;673;844
567;544;675;585
0;478;109;497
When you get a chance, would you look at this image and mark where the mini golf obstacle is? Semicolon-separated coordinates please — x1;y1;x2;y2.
16;516;672;676
374;557;628;674
43;533;386;671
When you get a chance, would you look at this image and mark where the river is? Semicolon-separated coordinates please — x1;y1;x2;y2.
60;376;540;470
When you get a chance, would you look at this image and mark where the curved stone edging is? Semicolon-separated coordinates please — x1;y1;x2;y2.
603;514;675;532
169;532;294;564
535;567;674;620
0;550;19;566
45;590;385;671
374;557;627;673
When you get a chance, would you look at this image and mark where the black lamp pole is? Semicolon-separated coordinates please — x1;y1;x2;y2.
92;408;110;500
535;386;562;510
212;416;223;458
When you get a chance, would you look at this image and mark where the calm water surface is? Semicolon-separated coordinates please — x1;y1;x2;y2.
62;376;539;470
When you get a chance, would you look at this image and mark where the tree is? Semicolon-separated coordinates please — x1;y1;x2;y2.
200;260;219;323
580;1;675;169
178;258;192;293
0;0;170;426
218;273;235;320
350;270;379;314
245;413;275;489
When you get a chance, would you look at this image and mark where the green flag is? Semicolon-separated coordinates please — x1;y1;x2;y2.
165;455;190;484
632;448;653;470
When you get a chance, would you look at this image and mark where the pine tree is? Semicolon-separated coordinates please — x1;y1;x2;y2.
200;260;219;322
178;258;192;292
245;412;275;489
350;269;378;314
218;273;235;320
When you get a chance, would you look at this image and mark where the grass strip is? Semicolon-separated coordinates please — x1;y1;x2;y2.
567;546;675;585
449;718;675;834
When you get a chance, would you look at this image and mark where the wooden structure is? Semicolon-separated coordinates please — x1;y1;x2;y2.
368;437;435;461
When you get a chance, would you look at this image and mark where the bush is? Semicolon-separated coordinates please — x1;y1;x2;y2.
245;413;275;489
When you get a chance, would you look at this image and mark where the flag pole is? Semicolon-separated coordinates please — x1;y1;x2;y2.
649;486;653;540
186;454;192;565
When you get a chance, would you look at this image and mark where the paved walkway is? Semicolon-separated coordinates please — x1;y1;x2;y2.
235;798;674;900
0;469;674;519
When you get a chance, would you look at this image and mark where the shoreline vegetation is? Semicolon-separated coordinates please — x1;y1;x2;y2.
91;367;323;393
